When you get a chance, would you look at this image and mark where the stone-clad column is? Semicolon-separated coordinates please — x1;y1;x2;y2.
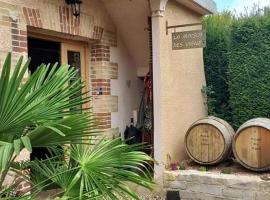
90;30;119;138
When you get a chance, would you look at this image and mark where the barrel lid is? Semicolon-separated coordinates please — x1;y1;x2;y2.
237;118;270;134
189;116;234;136
233;118;270;171
185;116;233;165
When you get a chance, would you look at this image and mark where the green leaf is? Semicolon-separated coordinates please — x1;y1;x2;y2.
0;141;12;146
13;139;21;155
66;170;82;193
0;143;13;173
21;135;32;153
43;125;66;137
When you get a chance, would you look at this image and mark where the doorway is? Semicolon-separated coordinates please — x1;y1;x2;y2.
27;34;90;161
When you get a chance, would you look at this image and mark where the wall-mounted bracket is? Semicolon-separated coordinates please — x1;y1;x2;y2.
166;20;202;35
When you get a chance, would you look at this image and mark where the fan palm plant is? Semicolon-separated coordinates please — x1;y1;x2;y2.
0;53;154;199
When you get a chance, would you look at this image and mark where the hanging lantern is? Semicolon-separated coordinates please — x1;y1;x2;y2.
65;0;82;17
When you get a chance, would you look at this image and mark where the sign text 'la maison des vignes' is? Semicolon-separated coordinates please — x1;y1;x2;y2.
172;30;206;50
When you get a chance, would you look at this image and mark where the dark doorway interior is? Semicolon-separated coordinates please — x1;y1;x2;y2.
28;37;60;73
27;37;61;161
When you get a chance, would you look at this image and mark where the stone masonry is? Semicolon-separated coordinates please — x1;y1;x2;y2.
164;170;270;200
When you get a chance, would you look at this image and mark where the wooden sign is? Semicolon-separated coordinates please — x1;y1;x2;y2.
172;30;206;50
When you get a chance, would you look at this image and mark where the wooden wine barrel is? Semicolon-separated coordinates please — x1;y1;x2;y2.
233;118;270;171
185;116;235;165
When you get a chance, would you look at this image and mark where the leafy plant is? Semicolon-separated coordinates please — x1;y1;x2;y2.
201;85;217;115
31;140;154;200
221;168;232;174
178;164;186;171
228;9;270;127
0;53;154;199
203;12;233;123
203;7;270;128
198;166;207;172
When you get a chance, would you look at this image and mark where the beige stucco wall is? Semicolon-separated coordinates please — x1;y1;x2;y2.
158;1;207;164
110;34;144;134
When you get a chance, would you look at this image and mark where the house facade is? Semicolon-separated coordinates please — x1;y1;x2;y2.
0;0;216;191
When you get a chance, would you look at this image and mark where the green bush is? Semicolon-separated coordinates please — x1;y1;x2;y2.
203;12;233;123
203;8;270;128
228;10;270;127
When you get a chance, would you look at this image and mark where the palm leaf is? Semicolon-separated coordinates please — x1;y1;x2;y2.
28;113;100;147
31;139;155;200
0;54;154;200
0;54;90;139
0;53;99;194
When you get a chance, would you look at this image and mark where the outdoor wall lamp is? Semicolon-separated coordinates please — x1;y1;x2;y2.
65;0;82;17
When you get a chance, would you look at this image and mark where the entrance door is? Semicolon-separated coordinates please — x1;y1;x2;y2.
28;34;90;162
61;43;90;108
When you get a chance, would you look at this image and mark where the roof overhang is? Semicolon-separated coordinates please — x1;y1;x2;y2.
176;0;217;15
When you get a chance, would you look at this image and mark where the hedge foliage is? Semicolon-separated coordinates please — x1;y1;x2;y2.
203;12;233;123
203;8;270;128
228;10;270;127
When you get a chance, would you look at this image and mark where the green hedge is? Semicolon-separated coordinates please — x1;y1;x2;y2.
228;11;270;127
203;12;233;123
203;8;270;128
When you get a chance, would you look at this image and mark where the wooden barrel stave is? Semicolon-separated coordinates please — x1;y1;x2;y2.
185;116;235;165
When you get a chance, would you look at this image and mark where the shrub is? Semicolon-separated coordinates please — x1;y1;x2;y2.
203;7;270;128
203;12;234;123
228;10;270;127
198;166;208;172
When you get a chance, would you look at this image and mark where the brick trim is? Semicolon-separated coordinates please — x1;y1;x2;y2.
91;45;110;62
101;30;117;47
92;79;111;96
94;112;111;129
22;7;42;28
11;22;27;53
92;26;104;41
59;6;80;35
